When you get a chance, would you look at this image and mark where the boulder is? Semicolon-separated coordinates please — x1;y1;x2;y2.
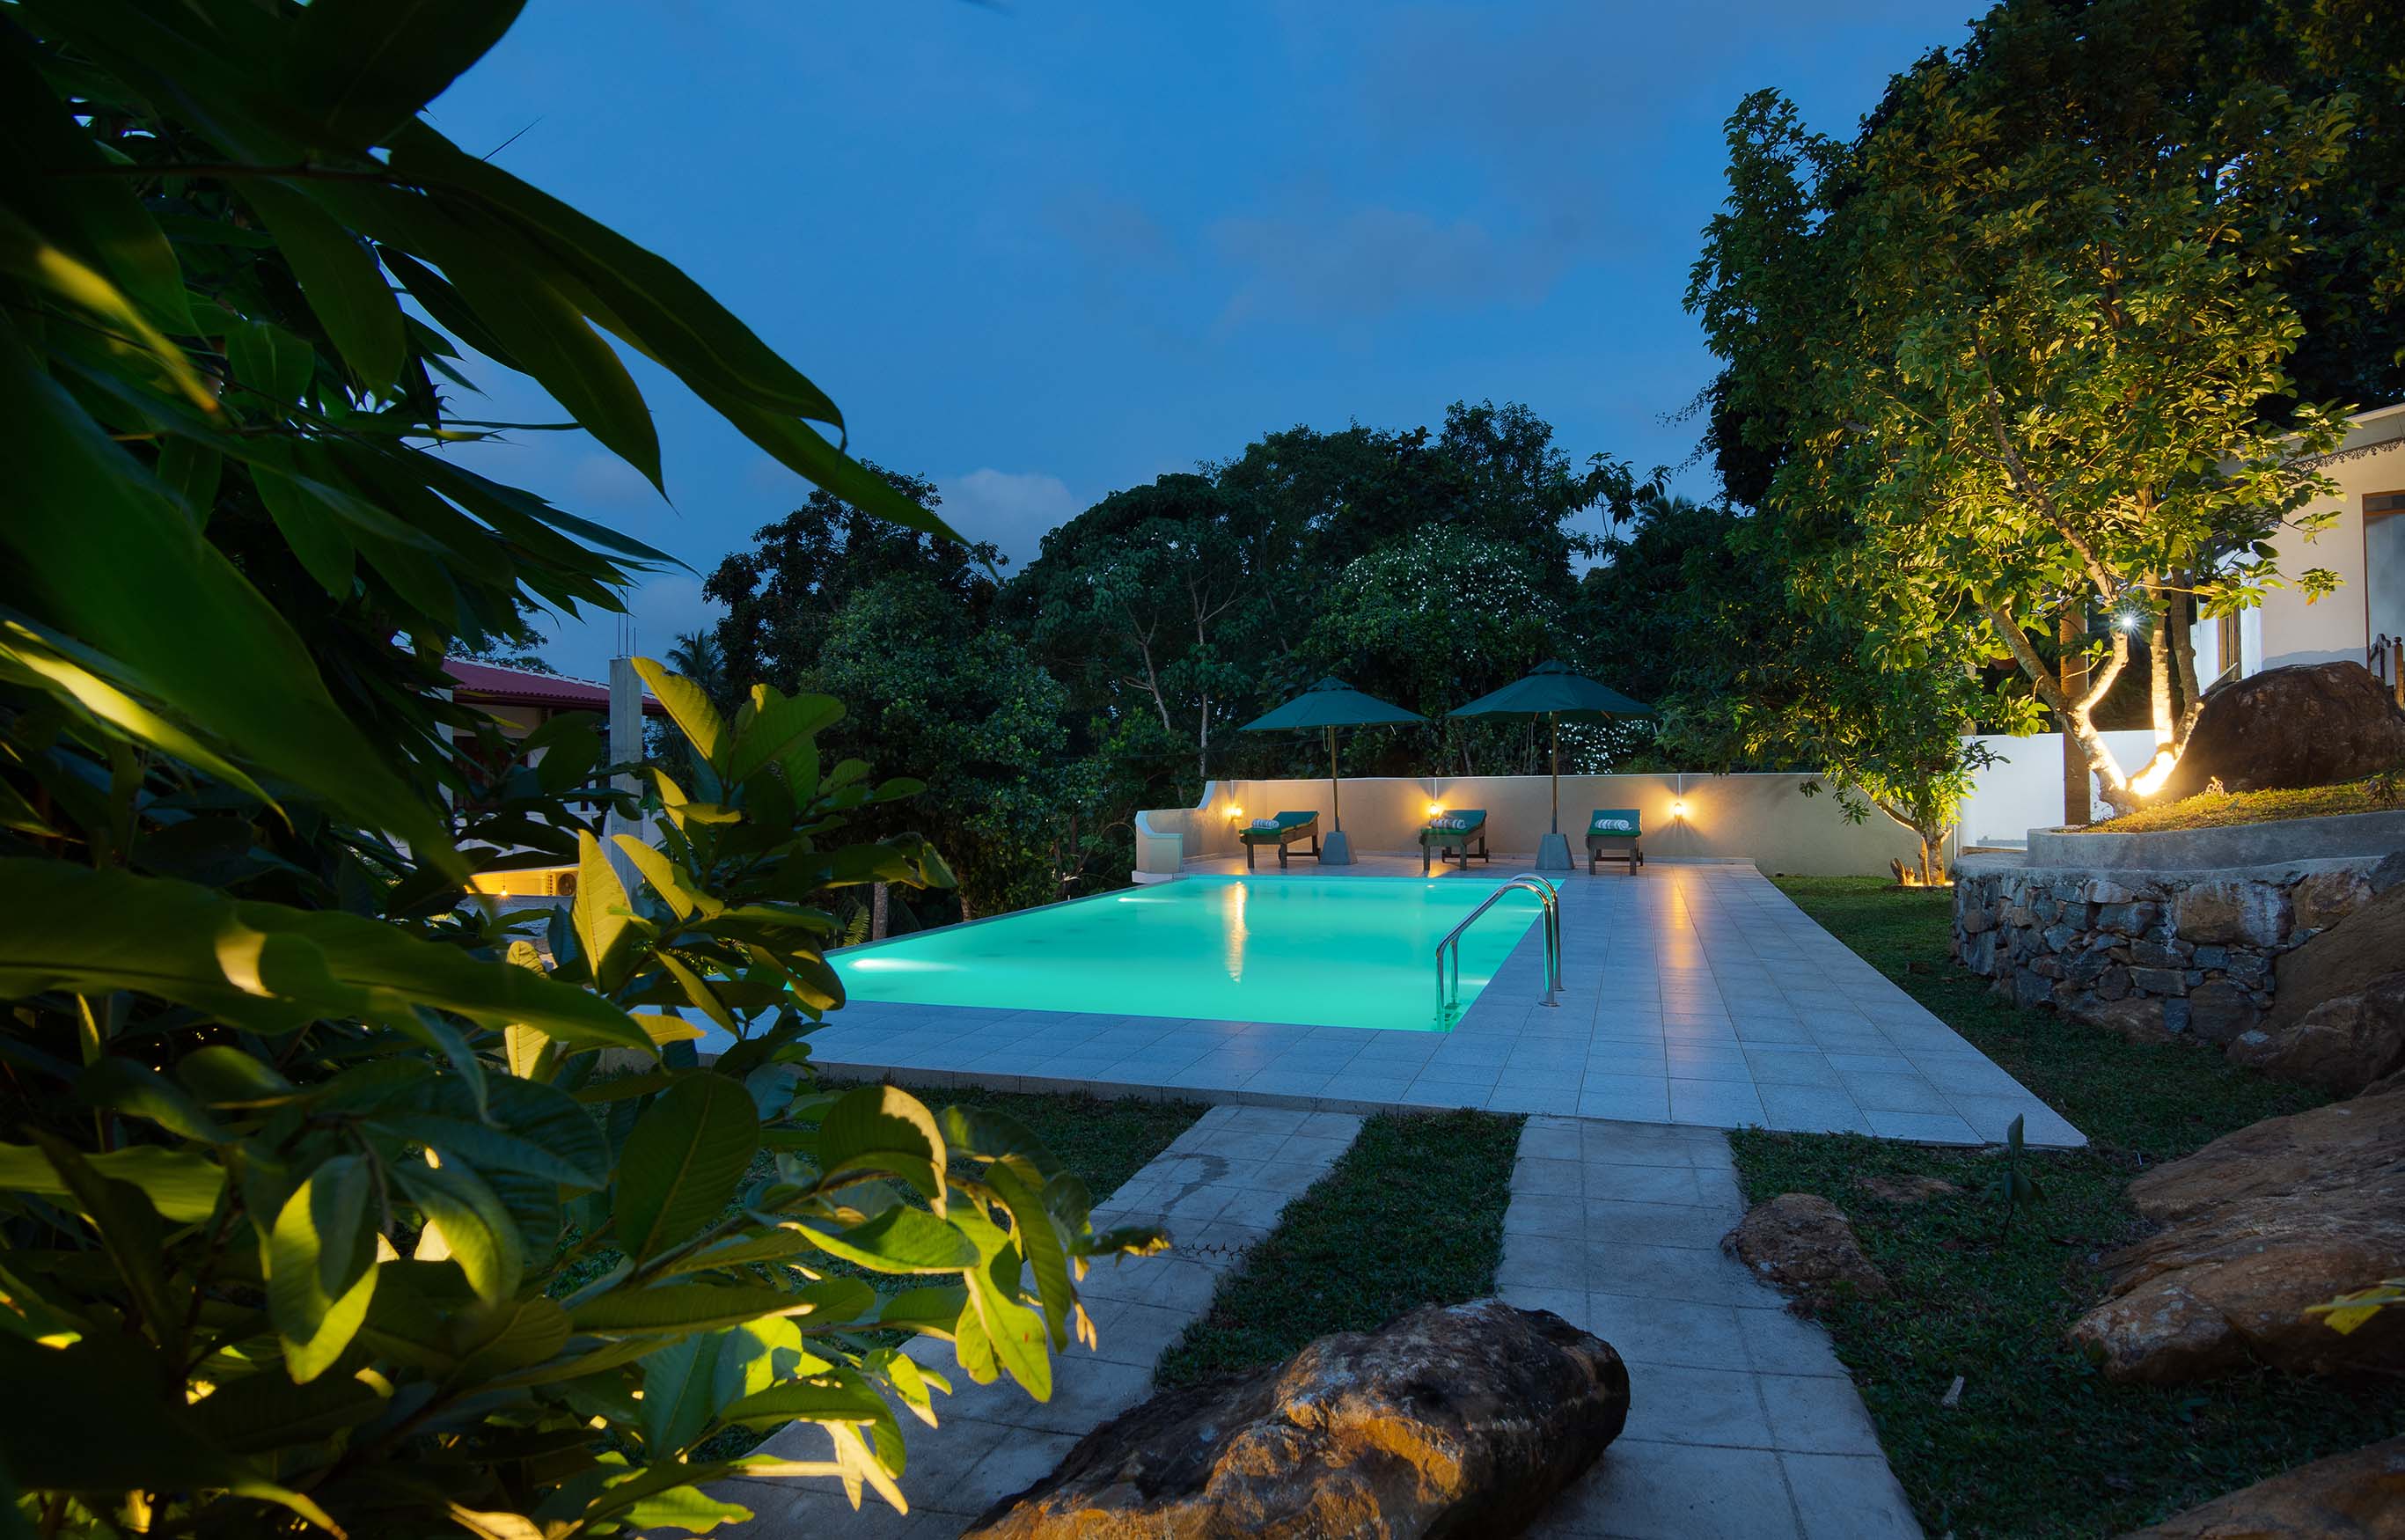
961;1300;1629;1540
2113;1435;2405;1538
1722;1193;1892;1300
2268;881;2405;1036
2227;973;2405;1096
2171;878;2290;950
2293;868;2376;934
2065;1082;2405;1382
2153;661;2405;801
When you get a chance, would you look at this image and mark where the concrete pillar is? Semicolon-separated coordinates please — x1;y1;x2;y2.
604;656;646;895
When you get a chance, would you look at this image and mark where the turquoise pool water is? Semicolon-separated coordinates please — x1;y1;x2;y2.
830;876;1543;1032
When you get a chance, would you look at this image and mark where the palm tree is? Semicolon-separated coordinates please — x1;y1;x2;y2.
664;628;729;704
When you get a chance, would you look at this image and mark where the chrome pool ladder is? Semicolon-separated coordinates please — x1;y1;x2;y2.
1434;874;1561;1019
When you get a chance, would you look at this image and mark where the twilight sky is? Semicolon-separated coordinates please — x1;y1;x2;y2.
426;1;1979;680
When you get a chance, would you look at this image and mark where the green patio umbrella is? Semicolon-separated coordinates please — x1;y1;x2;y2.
1240;678;1426;866
1448;660;1655;870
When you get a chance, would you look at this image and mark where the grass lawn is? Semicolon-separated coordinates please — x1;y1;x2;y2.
2074;773;2402;834
1154;1108;1522;1386
1741;877;2404;1538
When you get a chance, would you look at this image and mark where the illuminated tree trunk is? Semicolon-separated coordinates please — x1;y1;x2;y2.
1988;602;2142;814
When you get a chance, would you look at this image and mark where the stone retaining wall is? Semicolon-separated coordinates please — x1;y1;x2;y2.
1951;853;2380;1042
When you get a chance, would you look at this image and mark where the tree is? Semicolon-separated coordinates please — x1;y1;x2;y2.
0;4;1133;1530
706;468;1002;692
813;575;1107;917
1301;526;1564;775
1008;473;1263;792
1690;3;2363;812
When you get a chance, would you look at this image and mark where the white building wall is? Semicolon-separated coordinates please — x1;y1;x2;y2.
1956;730;2159;847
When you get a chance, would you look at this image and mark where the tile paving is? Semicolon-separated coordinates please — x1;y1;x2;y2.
810;861;2082;1148
1507;1116;1925;1539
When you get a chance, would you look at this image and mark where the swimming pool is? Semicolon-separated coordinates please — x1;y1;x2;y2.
831;876;1544;1032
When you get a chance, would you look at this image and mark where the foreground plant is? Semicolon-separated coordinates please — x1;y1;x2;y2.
0;3;1152;1531
0;667;1162;1535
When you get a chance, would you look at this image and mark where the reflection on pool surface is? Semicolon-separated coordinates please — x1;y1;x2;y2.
831;876;1543;1032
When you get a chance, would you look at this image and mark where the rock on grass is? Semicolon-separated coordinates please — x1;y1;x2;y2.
2068;1080;2405;1382
1722;1192;1892;1301
961;1300;1628;1539
2114;1434;2405;1538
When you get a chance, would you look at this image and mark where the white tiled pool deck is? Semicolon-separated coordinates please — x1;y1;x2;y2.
813;859;2083;1148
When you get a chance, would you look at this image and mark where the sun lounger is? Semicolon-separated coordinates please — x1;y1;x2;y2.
1587;808;1644;873
1239;810;1321;869
1420;809;1491;874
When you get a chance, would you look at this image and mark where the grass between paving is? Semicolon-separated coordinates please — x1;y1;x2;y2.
2075;773;2402;834
1741;877;2404;1539
1154;1108;1524;1386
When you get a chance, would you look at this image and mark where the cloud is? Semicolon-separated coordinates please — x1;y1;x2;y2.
941;469;1082;568
1208;202;1570;330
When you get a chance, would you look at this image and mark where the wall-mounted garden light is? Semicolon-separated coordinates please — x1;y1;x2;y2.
1670;797;1689;820
1226;804;1244;823
1426;801;1444;818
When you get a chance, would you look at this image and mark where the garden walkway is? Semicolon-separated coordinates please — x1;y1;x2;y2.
723;1104;1360;1538
1504;1114;1924;1539
813;862;2083;1148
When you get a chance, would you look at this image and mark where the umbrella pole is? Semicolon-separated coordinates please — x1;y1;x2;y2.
1327;724;1341;830
1550;713;1559;834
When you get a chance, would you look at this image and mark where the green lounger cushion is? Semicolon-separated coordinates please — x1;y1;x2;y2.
1421;810;1488;841
1588;809;1641;837
1240;810;1318;841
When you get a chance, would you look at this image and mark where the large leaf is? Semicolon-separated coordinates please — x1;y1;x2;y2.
630;659;725;769
392;1161;523;1304
239;177;406;391
724;686;841;786
614;1075;760;1264
379;1073;612;1191
636;1331;727;1456
0;1140;224;1223
0;859;651;1051
0;26;192;333
0;326;458;868
788;1207;979;1276
265;1165;378;1382
282;0;529;148
573;831;637;986
568;1279;870;1337
816;1084;948;1212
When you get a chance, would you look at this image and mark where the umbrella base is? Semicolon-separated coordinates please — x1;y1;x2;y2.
1320;828;1354;866
1535;832;1573;872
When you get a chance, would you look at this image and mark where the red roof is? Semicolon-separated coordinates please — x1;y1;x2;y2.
443;657;668;717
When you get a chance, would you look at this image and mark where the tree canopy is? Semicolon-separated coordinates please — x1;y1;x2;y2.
1687;0;2401;812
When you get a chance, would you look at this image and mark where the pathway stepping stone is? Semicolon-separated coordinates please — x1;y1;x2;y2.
1505;1115;1925;1540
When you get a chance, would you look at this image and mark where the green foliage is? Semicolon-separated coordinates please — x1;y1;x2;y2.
1688;0;2394;810
1982;1114;2043;1236
1743;877;2402;1536
700;401;1668;912
0;6;1164;1532
1155;1110;1521;1386
0;677;1167;1536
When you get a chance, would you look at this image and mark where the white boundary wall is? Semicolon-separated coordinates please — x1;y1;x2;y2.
1956;730;2158;847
